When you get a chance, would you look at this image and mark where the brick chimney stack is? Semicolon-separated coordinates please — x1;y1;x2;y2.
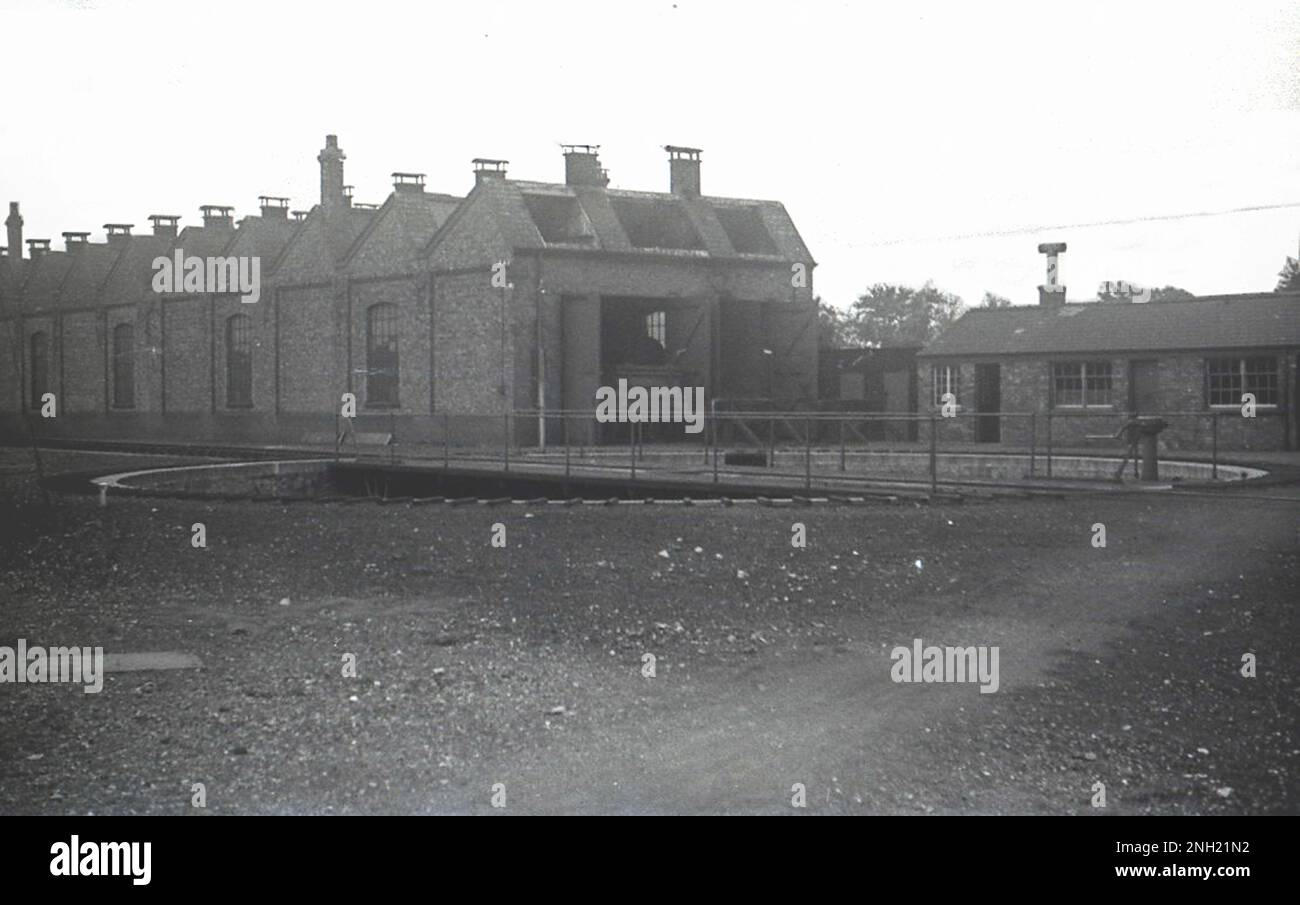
319;134;346;217
392;173;426;194
200;206;234;230
63;231;90;252
563;145;607;187
149;214;180;239
666;146;702;197
259;196;290;220
104;223;134;245
6;202;22;261
473;158;508;185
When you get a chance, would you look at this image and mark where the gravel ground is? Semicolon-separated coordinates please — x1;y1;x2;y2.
0;448;1295;814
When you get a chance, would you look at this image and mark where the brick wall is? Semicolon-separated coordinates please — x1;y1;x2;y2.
919;351;1294;451
160;297;209;412
61;311;103;413
277;285;339;413
0;319;22;412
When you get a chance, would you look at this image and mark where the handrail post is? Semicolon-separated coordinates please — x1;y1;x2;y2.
630;420;637;481
929;414;938;493
767;415;775;468
805;416;812;491
839;418;846;472
443;412;450;469
1029;412;1036;476
1046;410;1053;478
1211;412;1218;480
712;414;720;484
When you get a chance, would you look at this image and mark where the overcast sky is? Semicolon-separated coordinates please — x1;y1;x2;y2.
1;0;1297;310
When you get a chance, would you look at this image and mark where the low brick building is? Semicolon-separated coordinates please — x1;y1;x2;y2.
0;136;816;447
917;292;1300;451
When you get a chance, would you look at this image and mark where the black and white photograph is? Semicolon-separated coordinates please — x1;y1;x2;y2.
0;0;1296;880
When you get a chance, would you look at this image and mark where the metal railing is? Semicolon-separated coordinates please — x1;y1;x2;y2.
6;406;1285;491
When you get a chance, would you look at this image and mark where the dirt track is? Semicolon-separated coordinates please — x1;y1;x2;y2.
0;449;1295;814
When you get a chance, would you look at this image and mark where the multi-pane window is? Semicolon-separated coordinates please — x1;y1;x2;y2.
226;314;253;408
1052;361;1112;407
645;310;666;346
366;304;399;407
1207;357;1278;406
112;323;134;408
931;364;959;406
29;331;50;409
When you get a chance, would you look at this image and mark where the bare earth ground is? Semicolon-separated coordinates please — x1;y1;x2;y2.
0;448;1295;815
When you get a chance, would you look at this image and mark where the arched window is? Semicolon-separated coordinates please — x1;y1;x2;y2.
112;323;135;408
226;314;253;408
29;331;50;410
366;303;399;407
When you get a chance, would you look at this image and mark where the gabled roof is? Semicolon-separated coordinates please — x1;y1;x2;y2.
0;257;25;308
20;250;73;308
225;213;300;262
343;189;460;273
426;176;813;264
171;223;237;261
99;234;171;307
56;242;125;308
921;292;1300;357
268;204;377;278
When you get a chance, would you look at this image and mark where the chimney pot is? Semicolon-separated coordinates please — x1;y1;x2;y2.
666;145;702;197
200;205;234;229
148;214;180;239
472;158;508;185
62;231;90;252
259;195;290;219
562;145;607;187
291;210;309;222
104;223;133;245
27;238;50;258
392;172;426;193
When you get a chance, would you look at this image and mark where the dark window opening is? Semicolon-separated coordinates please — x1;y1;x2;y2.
609;197;704;250
226;314;253;408
366;303;400;407
931;364;960;406
522;193;594;244
29;332;50;410
713;205;779;255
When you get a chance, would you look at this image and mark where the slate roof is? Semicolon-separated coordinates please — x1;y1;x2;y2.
343;189;461;267
436;176;813;264
56;242;125;308
99;234;172;307
920;293;1300;357
20;250;73;308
